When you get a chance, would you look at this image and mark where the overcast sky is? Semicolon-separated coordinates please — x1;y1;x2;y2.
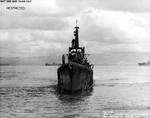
0;0;150;57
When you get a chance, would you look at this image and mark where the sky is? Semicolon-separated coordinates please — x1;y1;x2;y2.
0;0;150;60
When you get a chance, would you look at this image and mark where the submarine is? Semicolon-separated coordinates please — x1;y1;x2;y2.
57;21;94;94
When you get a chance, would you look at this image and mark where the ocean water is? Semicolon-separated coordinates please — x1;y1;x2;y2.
0;65;150;118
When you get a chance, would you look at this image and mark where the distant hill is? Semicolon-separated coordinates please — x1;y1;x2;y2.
0;55;62;65
0;52;149;65
89;52;150;65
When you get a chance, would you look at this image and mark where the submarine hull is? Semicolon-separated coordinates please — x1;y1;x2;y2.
57;63;93;94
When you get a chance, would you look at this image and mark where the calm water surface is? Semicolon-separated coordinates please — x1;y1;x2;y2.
0;65;150;118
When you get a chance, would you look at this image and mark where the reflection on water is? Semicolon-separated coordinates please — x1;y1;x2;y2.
0;65;150;118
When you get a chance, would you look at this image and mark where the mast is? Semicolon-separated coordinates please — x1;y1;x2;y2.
74;20;79;49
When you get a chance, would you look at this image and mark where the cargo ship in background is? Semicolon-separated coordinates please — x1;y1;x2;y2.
138;61;150;66
45;62;61;66
57;21;94;94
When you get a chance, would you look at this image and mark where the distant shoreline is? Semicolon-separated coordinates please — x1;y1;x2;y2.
0;64;10;66
0;64;139;66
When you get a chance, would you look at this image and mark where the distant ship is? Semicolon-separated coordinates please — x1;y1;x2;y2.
57;22;94;94
138;61;150;66
0;64;10;66
45;62;61;66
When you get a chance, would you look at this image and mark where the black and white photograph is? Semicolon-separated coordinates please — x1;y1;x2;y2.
0;0;150;117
